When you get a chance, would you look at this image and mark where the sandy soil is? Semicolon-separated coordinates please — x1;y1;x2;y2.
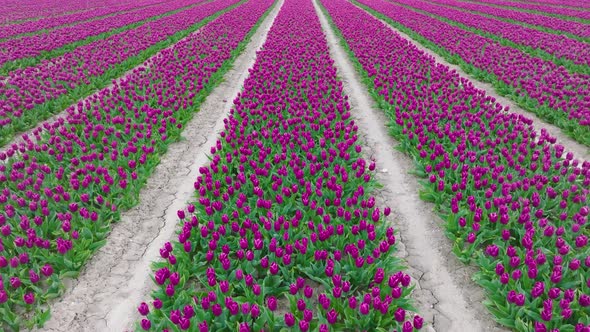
314;1;510;331
33;1;284;331
353;2;589;162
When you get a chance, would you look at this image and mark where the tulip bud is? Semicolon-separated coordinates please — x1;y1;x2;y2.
138;302;149;316
284;313;295;327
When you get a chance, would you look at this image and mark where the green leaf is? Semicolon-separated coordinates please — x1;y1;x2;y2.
60;270;79;279
88;239;107;251
36;309;52;327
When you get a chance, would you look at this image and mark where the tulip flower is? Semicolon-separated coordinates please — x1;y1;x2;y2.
267;296;277;311
140;319;151;331
138;302;149;316
285;313;296;327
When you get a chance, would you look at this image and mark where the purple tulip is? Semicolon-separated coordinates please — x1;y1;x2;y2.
267;296;277;311
534;322;547;332
548;288;561;299
303;309;313;322
23;293;35;305
212;303;222;316
29;270;40;284
579;294;590;307
403;321;414;332
169;309;181;324
165;284;175;297
414;315;424;329
284;313;295;327
0;290;7;304
138;302;149;316
40;264;53;277
360;302;370;315
10;277;21;289
326;309;338;324
183;305;194;319
251;304;260;318
140;319;151;331
219;280;229;293
395;307;406;322
252;284;261;296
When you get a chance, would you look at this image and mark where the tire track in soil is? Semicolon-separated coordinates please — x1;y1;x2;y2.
353;0;590;162
34;1;284;331
314;0;510;331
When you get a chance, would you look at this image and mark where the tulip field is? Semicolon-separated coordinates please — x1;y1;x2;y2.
0;0;588;331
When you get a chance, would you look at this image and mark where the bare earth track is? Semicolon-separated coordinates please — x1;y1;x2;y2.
35;1;283;330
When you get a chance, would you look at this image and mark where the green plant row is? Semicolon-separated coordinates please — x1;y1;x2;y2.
318;1;590;330
457;0;590;24
419;0;590;44
0;0;174;43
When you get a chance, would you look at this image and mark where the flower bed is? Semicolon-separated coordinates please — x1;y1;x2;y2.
0;0;241;147
0;0;167;39
355;0;590;148
0;0;273;328
136;0;424;331
389;0;590;70
470;0;590;20
0;0;133;24
427;0;590;38
0;0;208;65
319;0;590;330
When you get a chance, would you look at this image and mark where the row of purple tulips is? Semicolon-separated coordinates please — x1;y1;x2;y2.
0;0;169;40
0;0;241;147
427;0;590;38
388;0;590;68
356;0;590;148
136;0;424;330
0;0;266;329
471;0;590;20
320;0;590;330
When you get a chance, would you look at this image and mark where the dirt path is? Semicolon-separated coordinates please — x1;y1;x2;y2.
314;1;509;331
353;1;590;162
34;1;284;331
